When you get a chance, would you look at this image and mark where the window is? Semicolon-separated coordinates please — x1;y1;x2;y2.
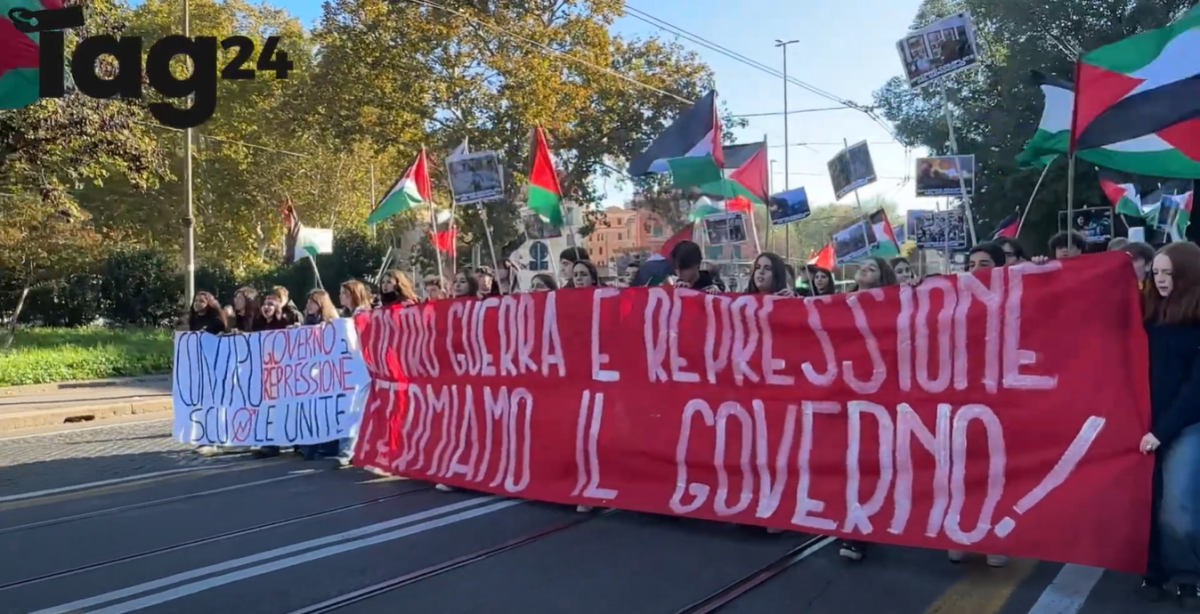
617;233;623;241
652;225;663;237
705;246;722;260
732;245;743;259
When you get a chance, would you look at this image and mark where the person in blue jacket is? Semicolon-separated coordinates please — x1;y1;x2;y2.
1139;242;1200;609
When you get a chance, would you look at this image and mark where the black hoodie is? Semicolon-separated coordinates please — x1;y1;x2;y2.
188;309;227;335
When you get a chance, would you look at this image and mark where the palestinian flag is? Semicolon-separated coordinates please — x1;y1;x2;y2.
1161;181;1194;241
0;0;64;110
1099;170;1160;220
1016;71;1075;168
293;227;333;262
1070;6;1200;178
808;244;836;270
429;208;456;255
993;209;1020;239
368;149;433;226
527;127;564;227
687;196;724;222
628;91;725;187
869;209;900;258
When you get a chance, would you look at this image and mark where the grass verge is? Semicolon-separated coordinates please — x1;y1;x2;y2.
0;327;173;387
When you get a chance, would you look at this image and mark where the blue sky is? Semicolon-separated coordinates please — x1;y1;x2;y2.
222;0;931;213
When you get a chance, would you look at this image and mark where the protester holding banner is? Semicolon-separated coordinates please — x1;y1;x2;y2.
744;252;790;295
559;247;590;288
530;274;557;292
889;257;920;287
379;270;419;307
808;266;837;296
339;280;373;316
268;286;304;326
670;241;722;293
1119;242;1155;289
995;237;1027;264
1140;243;1200;607
188;292;227;335
422;275;447;301
303;289;339;326
967;242;1007;273
476;266;502;298
230;287;261;332
572;260;602;288
850;257;898;294
452;271;480;298
1051;231;1088;260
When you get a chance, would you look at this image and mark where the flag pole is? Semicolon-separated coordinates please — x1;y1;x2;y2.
939;82;979;246
480;206;501;279
1066;153;1077;251
1016;158;1055;238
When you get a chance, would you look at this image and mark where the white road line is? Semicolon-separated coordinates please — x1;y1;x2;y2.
0;466;217;504
0;470;320;534
23;496;500;613
1026;564;1105;614
85;500;525;614
0;418;172;442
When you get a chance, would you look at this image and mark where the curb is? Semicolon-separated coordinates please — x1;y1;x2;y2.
0;375;172;397
0;398;173;433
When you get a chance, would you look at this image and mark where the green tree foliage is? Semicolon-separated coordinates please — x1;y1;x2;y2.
873;0;1195;253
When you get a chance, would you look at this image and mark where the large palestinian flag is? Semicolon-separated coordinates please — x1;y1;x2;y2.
527;127;564;227
0;0;64;110
367;149;433;226
628;91;725;188
1069;6;1200;178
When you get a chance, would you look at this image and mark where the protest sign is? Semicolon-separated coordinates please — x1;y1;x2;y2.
832;220;877;262
703;212;748;245
447;151;505;206
352;253;1152;573
1060;207;1113;244
172;320;370;446
768;187;812;226
908;209;968;250
916;156;975;198
897;12;981;89
828;142;877;200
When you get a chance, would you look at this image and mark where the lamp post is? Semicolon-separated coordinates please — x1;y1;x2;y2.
183;0;195;306
774;39;799;192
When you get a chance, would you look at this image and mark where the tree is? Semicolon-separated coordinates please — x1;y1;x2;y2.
873;0;1195;254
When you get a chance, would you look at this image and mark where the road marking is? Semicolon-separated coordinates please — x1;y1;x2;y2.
83;500;525;614
923;558;1038;614
0;418;172;442
0;469;320;534
1024;564;1104;614
22;496;500;613
0;466;213;504
0;459;279;512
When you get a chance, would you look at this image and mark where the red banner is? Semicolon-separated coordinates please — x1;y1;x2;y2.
353;253;1152;573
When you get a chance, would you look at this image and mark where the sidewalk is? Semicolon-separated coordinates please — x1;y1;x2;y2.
0;376;173;432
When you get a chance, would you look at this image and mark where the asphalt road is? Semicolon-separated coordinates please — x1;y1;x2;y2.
0;420;1173;614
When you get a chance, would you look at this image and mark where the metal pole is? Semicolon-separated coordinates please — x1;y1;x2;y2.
939;82;978;246
182;0;195;306
776;39;798;263
1066;154;1076;250
1016;160;1054;238
369;163;377;240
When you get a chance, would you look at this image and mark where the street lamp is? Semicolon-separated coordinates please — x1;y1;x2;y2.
774;39;799;192
183;0;195;306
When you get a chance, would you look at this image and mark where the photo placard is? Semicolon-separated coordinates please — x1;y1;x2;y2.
915;155;976;198
896;12;981;89
447;151;505;206
827;141;877;200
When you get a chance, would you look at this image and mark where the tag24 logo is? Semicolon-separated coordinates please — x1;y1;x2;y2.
6;5;293;129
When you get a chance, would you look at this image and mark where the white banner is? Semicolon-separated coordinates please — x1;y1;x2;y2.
172;320;370;446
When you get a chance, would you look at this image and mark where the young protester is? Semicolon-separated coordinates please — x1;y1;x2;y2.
258;294;293;331
1049;230;1087;260
967;242;1007;273
1137;243;1200;607
745;252;792;295
298;289;342;460
423;275;447;301
571;260;602;289
476;266;502;297
840;255;899;563
229;287;261;333
1108;237;1130;251
621;260;641;288
451;271;480;299
559;247;590;288
530;274;558;292
1120;241;1155;289
339;280;373;316
810;267;837;296
994;237;1028;264
671;240;722;292
267;286;304;326
850;257;898;293
495;260;519;294
890;257;920;286
303;289;340;326
188;292;227;334
379;270;419;307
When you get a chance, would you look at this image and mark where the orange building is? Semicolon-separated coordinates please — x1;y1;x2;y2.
584;207;672;274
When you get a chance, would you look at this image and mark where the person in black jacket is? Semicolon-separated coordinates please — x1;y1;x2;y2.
670;240;723;293
1139;242;1200;608
188;292;227;334
267;286;304;326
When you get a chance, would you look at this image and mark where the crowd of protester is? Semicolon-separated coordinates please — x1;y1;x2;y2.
184;229;1200;608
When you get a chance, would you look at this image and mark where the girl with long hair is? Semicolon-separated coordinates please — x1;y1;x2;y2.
1138;243;1200;607
530;274;558;292
571;260;601;289
339;280;373;316
230;287;261;332
258;294;292;331
890;257;920;287
303;289;340;326
744;252;792;296
188;292;227;334
379;270;419;307
810;267;836;296
452;271;480;299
